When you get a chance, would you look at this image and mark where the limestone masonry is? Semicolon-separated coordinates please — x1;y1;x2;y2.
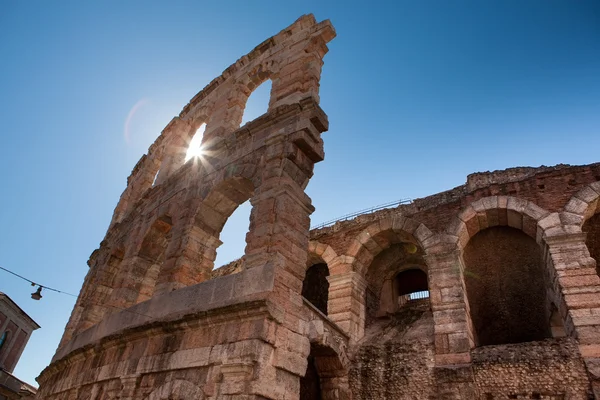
35;15;600;399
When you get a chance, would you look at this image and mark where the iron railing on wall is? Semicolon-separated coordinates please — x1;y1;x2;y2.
311;198;412;230
397;290;430;307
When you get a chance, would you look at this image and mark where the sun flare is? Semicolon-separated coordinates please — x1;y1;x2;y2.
185;124;206;161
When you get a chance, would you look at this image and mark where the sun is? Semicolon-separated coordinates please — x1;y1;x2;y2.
185;144;204;161
185;124;206;161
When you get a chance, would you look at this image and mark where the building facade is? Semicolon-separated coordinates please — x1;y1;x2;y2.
35;15;600;399
0;292;39;399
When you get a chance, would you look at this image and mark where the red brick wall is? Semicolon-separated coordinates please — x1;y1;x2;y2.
0;311;6;333
3;329;28;372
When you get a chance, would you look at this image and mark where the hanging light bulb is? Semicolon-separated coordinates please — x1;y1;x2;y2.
31;286;43;300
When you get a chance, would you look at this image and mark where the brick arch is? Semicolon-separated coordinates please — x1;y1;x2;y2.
195;176;256;237
447;196;553;249
148;176;257;295
563;181;600;228
303;326;352;400
307;240;338;270
346;216;434;276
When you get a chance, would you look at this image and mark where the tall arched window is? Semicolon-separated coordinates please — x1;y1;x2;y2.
241;80;272;125
302;263;330;315
214;200;252;269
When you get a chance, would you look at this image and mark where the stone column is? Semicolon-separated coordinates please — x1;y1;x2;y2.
155;118;193;185
544;233;600;397
426;250;474;366
327;271;368;342
154;225;220;295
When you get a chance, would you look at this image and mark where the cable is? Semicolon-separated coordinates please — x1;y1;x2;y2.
0;265;158;319
0;265;78;297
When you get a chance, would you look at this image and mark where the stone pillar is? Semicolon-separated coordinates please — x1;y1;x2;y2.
544;233;600;397
426;250;474;366
270;18;335;109
155;118;193;185
327;271;367;342
154;225;220;295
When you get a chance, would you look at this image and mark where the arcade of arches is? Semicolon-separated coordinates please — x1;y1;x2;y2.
35;13;600;400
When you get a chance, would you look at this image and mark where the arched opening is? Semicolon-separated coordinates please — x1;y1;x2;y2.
300;353;322;400
364;243;428;323
241;79;272;126
137;215;172;302
395;268;429;305
300;343;351;400
213;200;252;269
302;263;329;315
190;177;255;280
185;123;206;161
583;212;600;277
463;226;551;346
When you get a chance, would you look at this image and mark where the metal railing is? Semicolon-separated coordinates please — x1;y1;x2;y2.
397;290;430;307
311;198;412;230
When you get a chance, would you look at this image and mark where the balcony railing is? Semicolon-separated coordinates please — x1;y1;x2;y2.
397;290;430;307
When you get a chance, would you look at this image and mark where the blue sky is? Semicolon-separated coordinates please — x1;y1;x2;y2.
0;0;599;385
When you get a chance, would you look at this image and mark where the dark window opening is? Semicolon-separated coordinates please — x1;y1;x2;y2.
302;263;330;315
395;269;429;304
299;354;322;400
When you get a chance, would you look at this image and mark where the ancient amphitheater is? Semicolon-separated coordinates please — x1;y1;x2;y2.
35;15;600;399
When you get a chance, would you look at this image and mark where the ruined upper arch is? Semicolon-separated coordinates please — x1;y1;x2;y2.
109;14;335;227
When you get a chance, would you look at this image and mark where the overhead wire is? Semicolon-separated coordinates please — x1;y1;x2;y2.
0;265;157;319
0;265;78;297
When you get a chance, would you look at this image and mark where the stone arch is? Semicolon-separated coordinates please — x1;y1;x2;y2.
375;264;429;317
143;379;204;400
448;197;567;347
563;181;600;227
203;66;276;143
448;196;552;249
302;326;352;400
346;216;434;276
329;217;434;341
135;215;173;302
42;16;337;398
307;240;338;270
563;182;600;277
152;175;257;294
196;176;256;238
463;225;552;346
